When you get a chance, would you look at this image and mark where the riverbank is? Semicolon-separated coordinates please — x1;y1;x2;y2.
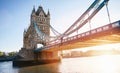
62;50;120;58
0;56;15;62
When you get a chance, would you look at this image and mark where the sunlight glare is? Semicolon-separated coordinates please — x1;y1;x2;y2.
71;43;120;52
96;55;118;73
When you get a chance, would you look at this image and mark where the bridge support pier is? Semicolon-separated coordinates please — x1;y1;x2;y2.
35;51;61;64
13;48;61;67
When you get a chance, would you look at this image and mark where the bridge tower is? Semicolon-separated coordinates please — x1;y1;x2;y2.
23;6;50;50
13;6;61;67
15;6;52;61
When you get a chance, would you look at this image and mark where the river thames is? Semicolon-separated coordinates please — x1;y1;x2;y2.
1;55;120;73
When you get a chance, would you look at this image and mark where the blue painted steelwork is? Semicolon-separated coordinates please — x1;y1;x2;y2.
33;22;43;39
34;0;110;51
63;0;101;35
64;0;109;36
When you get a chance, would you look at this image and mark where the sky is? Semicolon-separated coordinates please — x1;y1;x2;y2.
0;0;120;52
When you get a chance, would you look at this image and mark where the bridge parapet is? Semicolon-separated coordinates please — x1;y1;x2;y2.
45;20;120;50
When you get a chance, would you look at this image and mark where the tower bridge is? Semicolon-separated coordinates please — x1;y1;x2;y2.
37;20;120;52
13;0;120;66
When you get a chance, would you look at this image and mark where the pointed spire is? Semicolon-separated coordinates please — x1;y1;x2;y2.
47;9;50;16
32;5;35;13
23;29;26;35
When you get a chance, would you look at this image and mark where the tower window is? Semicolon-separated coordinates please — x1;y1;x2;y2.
43;26;44;30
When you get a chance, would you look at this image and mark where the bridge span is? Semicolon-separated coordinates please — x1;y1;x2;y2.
36;20;120;51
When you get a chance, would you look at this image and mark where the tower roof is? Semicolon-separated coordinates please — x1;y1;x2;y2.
36;6;47;16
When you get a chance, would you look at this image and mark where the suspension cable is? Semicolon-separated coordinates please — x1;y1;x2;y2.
105;2;111;24
49;25;61;36
88;12;91;31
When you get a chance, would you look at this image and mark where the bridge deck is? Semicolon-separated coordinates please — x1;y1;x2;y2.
35;20;120;52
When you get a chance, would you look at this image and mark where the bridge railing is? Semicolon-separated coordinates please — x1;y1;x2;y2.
46;20;120;48
63;20;120;42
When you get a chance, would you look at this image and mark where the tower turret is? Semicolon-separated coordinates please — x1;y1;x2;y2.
47;10;50;16
31;6;35;15
31;6;36;23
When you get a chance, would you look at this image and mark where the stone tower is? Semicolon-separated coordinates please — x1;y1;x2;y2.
23;6;50;49
14;6;61;62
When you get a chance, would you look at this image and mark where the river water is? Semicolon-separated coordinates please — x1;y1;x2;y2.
1;55;120;73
